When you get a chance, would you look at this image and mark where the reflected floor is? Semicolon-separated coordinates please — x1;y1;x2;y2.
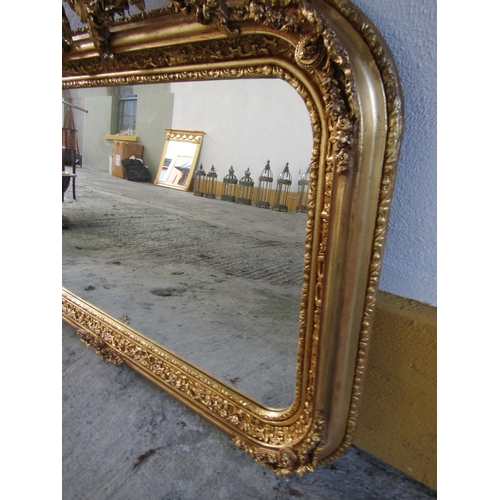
62;167;307;409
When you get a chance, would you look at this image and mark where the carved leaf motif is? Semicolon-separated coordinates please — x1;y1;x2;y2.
63;0;148;58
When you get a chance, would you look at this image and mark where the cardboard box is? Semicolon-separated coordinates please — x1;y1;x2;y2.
112;141;144;178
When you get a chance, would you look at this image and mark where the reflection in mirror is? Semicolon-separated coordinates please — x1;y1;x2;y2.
155;130;205;190
62;78;313;408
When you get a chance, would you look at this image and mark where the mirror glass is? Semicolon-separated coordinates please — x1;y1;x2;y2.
62;78;313;409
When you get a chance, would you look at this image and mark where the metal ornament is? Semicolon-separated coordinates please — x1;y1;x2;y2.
236;168;254;205
296;164;310;213
272;163;292;212
255;160;274;209
205;165;218;199
193;163;207;196
221;165;238;202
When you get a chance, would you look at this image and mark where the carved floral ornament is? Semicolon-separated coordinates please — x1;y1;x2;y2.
63;0;358;175
62;0;403;475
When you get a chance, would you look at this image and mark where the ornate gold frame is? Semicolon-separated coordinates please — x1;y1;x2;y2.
62;0;403;475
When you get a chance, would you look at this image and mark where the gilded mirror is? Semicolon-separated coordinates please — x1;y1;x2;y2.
62;77;311;410
155;129;205;190
62;0;403;475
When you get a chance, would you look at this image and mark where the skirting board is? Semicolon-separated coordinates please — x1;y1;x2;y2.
354;291;437;490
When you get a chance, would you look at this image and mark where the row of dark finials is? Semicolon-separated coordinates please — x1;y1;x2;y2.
192;160;311;213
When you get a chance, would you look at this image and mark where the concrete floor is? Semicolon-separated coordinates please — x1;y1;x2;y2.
63;167;307;408
62;167;437;499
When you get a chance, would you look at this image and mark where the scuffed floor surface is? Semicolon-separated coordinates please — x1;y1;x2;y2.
63;323;436;499
63;167;304;408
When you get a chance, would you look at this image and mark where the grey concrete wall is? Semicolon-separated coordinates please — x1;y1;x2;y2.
66;85;174;178
78;87;113;171
135;83;174;179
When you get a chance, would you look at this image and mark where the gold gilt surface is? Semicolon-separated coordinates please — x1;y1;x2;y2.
165;131;205;143
62;0;403;475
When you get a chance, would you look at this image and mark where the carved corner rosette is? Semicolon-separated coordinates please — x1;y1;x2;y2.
233;410;325;475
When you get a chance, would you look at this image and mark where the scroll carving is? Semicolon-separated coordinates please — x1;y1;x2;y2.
171;0;239;35
295;33;326;70
63;0;147;58
63;0;239;57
